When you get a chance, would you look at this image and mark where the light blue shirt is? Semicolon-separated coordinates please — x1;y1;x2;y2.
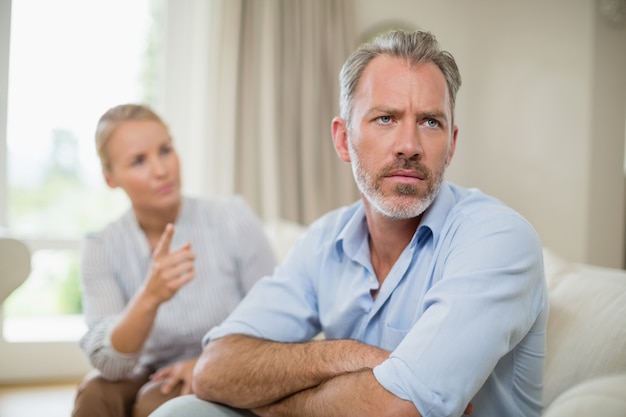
206;182;548;417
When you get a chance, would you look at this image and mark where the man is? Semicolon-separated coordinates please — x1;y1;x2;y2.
151;30;548;417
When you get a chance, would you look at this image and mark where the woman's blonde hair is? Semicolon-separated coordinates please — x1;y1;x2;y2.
95;103;168;170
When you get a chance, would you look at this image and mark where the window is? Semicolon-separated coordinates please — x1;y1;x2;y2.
2;0;164;342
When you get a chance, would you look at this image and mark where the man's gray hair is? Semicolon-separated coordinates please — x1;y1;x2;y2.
339;30;462;128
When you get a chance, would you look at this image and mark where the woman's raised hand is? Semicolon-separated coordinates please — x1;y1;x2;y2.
143;223;195;305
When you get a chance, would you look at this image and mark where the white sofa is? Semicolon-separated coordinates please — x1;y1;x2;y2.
265;220;626;416
541;248;626;416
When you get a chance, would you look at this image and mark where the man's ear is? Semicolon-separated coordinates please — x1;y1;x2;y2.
446;125;459;166
331;117;351;163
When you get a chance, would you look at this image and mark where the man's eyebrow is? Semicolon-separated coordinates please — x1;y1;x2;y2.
421;110;449;121
364;106;400;116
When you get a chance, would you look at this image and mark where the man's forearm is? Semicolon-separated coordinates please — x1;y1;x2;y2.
192;334;390;409
252;368;421;417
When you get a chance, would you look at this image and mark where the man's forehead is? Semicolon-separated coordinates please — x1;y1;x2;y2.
353;56;451;114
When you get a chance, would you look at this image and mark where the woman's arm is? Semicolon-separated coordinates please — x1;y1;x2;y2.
110;223;195;354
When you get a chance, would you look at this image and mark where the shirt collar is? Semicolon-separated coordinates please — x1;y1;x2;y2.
334;182;457;256
334;202;368;262
415;181;455;247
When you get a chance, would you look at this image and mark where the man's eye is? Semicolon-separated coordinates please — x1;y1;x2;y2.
378;115;392;124
426;119;439;128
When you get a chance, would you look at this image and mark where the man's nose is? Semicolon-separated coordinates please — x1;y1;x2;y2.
394;120;423;159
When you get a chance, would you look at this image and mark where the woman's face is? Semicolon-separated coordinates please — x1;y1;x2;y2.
104;119;181;213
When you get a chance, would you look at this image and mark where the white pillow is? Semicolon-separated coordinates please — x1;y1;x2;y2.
543;261;626;407
263;219;307;262
541;247;575;290
543;373;626;417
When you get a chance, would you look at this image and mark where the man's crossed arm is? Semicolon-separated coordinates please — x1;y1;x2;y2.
192;334;472;417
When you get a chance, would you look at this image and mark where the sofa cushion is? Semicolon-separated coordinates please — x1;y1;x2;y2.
543;250;626;407
542;373;626;417
264;219;307;262
542;247;576;288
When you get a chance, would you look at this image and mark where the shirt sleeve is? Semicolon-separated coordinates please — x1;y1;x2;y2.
373;211;546;417
78;233;141;380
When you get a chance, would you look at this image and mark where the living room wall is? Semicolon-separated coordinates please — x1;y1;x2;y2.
353;0;626;268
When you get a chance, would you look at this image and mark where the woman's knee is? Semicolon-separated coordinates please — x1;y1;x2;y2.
73;370;119;416
133;379;181;417
72;369;149;417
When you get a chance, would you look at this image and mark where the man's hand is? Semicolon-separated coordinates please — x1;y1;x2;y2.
143;223;195;306
151;357;198;395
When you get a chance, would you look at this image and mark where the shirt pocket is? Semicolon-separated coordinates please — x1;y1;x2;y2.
380;322;410;351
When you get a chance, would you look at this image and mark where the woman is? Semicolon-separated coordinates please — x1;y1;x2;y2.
72;104;276;417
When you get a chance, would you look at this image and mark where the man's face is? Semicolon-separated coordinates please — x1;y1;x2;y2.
335;55;458;219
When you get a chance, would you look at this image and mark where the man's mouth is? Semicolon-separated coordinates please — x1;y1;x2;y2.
387;169;426;181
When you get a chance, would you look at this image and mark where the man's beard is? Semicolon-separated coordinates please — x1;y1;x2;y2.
348;142;445;219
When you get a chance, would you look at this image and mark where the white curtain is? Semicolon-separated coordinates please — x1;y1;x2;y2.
165;0;359;225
